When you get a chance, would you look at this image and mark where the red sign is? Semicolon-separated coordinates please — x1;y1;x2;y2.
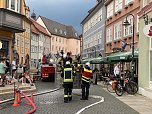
143;24;152;37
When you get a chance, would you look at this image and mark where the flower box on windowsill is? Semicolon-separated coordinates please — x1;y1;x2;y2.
113;39;121;43
128;1;134;6
117;9;122;14
109;16;112;20
115;12;118;16
124;5;128;9
124;35;132;39
106;18;109;21
106;42;112;45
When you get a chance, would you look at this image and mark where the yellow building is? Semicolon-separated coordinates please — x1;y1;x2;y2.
15;4;32;64
0;0;31;63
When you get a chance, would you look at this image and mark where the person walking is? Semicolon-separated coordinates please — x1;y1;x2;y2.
61;61;75;103
81;62;93;100
93;67;98;85
0;58;7;87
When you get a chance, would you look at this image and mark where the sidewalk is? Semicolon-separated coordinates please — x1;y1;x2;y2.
0;82;36;101
97;81;152;114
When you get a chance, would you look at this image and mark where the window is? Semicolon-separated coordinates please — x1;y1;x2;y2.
143;0;149;7
64;31;67;35
60;29;62;34
114;21;122;40
16;36;20;46
75;33;78;37
7;0;20;12
20;37;24;47
98;8;102;22
137;15;139;32
115;0;122;13
107;1;113;18
52;37;54;42
56;46;58;51
125;0;134;6
52;45;54;51
62;39;64;43
124;16;133;36
54;28;58;33
59;38;61;43
106;27;113;42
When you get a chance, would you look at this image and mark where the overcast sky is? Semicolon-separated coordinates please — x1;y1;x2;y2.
26;0;96;34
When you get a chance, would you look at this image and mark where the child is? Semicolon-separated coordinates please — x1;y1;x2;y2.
23;71;34;86
5;72;12;85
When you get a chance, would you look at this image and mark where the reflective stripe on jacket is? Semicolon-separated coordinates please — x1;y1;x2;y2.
63;68;73;82
82;68;92;83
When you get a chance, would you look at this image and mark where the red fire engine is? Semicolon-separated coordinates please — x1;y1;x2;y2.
41;55;56;82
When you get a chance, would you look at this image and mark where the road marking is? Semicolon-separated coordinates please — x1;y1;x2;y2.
75;95;104;114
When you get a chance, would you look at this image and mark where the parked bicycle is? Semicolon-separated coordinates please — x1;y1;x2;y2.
114;76;138;96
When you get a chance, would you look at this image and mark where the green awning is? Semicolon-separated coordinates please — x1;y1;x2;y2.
90;57;107;64
81;58;93;64
107;50;138;62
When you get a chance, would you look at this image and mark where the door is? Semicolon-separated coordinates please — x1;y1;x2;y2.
0;40;9;59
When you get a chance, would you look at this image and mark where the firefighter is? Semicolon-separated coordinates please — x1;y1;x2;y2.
81;62;93;100
61;61;75;103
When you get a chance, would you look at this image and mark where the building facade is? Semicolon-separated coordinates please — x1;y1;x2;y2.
105;0;140;54
138;0;152;99
81;0;106;59
30;18;51;66
31;23;39;68
37;16;80;57
0;0;25;62
15;4;32;64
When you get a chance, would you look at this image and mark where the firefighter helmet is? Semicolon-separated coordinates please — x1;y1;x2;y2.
66;61;70;65
85;62;90;67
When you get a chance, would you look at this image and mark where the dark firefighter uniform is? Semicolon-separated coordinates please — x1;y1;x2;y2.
81;62;92;100
62;61;76;103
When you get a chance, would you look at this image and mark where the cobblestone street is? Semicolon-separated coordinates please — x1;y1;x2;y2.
0;80;139;114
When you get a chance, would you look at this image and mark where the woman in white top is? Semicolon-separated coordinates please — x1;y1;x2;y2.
12;57;17;78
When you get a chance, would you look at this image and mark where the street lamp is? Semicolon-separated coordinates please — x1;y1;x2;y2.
123;14;135;81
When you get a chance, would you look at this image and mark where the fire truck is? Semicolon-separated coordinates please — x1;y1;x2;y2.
41;55;56;82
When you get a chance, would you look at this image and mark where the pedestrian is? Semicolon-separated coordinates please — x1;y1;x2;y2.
23;54;30;73
0;58;7;87
4;57;10;74
114;63;123;86
65;52;73;65
93;67;98;85
11;57;17;78
61;61;76;103
80;62;93;100
114;63;120;78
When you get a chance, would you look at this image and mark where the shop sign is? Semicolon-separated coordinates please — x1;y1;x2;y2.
120;56;125;59
143;24;152;37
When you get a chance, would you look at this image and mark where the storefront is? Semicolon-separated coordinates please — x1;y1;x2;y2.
138;2;152;99
0;8;24;61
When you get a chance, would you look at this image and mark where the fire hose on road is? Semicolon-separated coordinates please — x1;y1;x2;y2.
20;91;36;114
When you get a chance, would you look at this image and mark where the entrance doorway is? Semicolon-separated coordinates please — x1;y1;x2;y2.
0;40;9;59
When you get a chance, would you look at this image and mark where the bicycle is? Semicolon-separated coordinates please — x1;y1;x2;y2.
115;76;138;96
106;76;118;93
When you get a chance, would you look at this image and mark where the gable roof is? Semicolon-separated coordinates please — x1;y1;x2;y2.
31;24;39;35
30;18;50;37
39;16;80;39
